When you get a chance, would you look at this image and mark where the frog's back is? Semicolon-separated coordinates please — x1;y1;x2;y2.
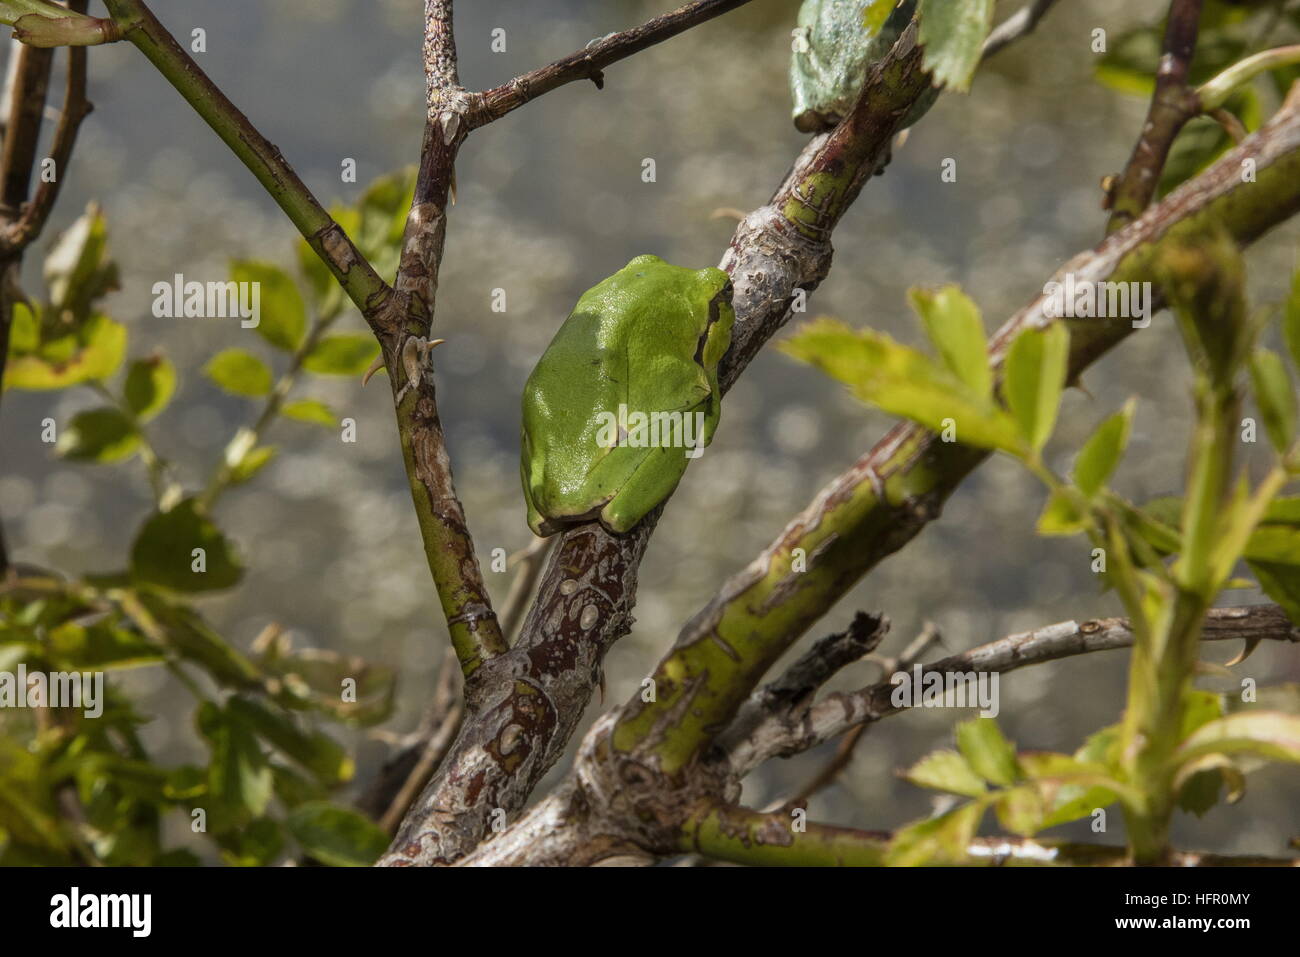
521;257;714;521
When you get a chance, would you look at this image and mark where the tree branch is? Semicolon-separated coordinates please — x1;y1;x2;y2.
615;87;1300;780
467;0;758;132
1106;0;1203;231
0;30;56;575
1;0;90;254
730;604;1300;775
380;21;933;866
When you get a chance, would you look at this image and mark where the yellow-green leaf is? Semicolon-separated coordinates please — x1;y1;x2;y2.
205;349;272;398
1073;398;1135;499
910;284;991;398
1004;322;1069;453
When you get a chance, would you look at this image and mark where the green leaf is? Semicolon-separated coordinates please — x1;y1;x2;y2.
4;314;126;391
129;591;260;687
1285;267;1300;374
1073;399;1135;499
204;349;272;398
226;696;353;785
1182;689;1226;738
1243;525;1300;564
1249;561;1300;624
1176;711;1300;767
862;0;894;34
909;285;990;398
917;0;995;93
1004;323;1069;453
46;620;163;669
217;816;284;867
231;261;307;352
955;717;1020;787
200;703;273;820
286;802;389;867
1249;348;1296;453
57;407;139;463
781;318;1024;454
129;498;244;593
123;354;176;422
281;398;336;427
994;786;1044;837
1018;752;1121;829
42;202;119;320
886;801;985;866
302;335;379;376
229;445;277;484
1036;488;1086;536
900;749;986;798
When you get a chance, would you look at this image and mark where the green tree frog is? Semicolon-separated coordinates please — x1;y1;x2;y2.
521;255;734;536
790;0;936;133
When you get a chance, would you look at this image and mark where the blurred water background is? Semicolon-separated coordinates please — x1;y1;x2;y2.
2;0;1297;857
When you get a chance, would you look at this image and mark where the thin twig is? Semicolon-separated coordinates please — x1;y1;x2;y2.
1;0;90;254
732;604;1300;775
981;0;1062;61
468;0;757;131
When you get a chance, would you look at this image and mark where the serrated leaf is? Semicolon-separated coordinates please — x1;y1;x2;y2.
910;284;990;398
204;349;272;398
1004;323;1069;453
1249;348;1296;453
917;0;995;93
886;801;984;866
955;717;1020;787
123;354;176;422
901;749;986;798
57;407;139;462
994;786;1044;837
782;317;1023;453
281;398;335;427
4;314;126;391
130;498;244;593
1074;399;1135;498
302;335;379;376
286;802;389;867
1176;711;1300;767
232;261;307;352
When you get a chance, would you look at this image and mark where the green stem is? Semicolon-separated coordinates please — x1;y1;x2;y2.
680;804;888;866
1198;45;1300;111
198;307;337;511
89;380;169;505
